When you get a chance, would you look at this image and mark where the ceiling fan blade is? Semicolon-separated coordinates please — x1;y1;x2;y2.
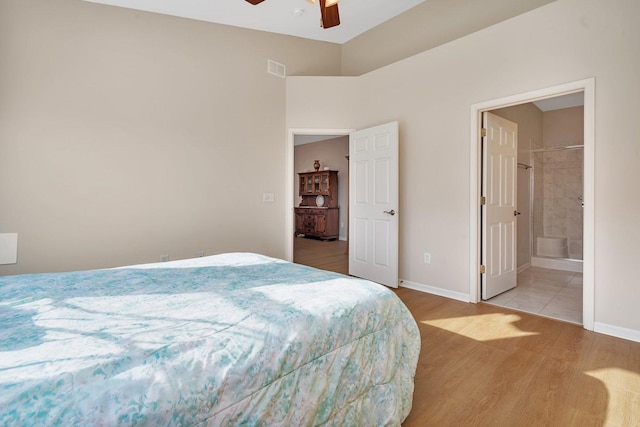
319;0;340;28
245;0;265;5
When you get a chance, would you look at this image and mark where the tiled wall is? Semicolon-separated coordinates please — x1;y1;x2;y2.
534;106;584;260
534;149;584;259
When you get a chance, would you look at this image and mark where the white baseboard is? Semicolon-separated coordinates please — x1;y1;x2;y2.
399;279;470;303
517;262;531;273
594;322;640;344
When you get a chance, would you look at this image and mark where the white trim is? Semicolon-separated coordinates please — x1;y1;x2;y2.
582;80;596;331
286;128;355;262
594;322;640;344
400;280;470;303
469;78;596;331
517;262;531;274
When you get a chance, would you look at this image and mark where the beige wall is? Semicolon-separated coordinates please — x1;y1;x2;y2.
492;103;544;269
543;106;584;148
3;0;640;337
0;0;341;274
287;0;640;334
286;77;359;128
294;137;349;240
341;0;555;76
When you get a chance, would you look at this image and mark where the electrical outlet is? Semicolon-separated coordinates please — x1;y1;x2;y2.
197;251;204;257
340;222;344;228
424;253;431;264
160;255;169;262
262;192;274;203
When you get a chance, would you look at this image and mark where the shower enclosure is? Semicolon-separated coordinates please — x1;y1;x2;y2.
530;144;584;271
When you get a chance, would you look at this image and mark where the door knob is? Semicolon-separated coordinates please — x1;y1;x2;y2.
384;209;396;216
514;211;521;216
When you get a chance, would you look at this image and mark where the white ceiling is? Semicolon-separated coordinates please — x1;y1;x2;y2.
83;0;427;44
533;92;584;112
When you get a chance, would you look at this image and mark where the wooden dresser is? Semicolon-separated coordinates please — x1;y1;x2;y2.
295;170;339;240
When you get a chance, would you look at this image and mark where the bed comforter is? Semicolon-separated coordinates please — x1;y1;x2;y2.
0;252;420;426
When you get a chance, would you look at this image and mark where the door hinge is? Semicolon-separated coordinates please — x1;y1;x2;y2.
481;128;487;137
480;265;486;274
480;196;486;205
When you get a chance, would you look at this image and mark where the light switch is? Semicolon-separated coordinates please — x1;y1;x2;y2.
262;192;275;203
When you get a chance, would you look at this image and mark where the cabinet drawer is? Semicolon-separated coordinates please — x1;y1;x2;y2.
306;209;325;216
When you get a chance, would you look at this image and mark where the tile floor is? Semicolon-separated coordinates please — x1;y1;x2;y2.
483;266;583;325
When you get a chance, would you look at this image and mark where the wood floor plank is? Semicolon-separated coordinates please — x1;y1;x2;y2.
293;238;640;426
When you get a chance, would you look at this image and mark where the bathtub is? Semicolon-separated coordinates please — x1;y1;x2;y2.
537;236;569;258
533;236;582;272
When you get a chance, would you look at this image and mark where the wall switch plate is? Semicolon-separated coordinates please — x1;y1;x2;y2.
262;192;275;203
160;255;169;262
424;253;431;264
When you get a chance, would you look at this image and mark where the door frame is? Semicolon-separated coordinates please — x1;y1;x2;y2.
285;128;355;262
469;78;595;331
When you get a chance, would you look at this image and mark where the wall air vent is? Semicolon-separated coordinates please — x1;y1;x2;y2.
267;59;286;78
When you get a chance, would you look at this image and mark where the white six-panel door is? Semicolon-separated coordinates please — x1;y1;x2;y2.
349;122;399;288
482;112;518;299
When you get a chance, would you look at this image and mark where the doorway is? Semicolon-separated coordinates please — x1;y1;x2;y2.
286;130;352;272
482;94;585;324
469;78;595;331
287;122;400;288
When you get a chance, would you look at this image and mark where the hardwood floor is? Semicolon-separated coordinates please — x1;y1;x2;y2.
293;236;348;275
397;288;640;426
293;238;640;426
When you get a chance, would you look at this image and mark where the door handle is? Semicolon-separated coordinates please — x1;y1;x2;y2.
384;209;396;216
514;211;521;216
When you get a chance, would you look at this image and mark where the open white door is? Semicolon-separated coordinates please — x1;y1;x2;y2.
482;112;518;299
349;122;399;288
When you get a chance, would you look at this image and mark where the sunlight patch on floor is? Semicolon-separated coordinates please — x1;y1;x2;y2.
584;368;640;426
421;313;540;341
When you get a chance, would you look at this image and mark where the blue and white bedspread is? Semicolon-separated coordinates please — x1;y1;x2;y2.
0;253;420;426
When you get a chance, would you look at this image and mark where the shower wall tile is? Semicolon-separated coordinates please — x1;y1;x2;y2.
569;239;583;259
543;183;554;197
535;106;584;260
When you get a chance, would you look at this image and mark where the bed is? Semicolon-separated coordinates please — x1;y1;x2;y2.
0;252;420;426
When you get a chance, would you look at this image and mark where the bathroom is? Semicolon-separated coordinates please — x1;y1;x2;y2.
485;92;585;324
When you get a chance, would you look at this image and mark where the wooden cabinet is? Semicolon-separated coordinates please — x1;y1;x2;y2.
295;170;339;240
294;207;338;240
298;171;335;196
